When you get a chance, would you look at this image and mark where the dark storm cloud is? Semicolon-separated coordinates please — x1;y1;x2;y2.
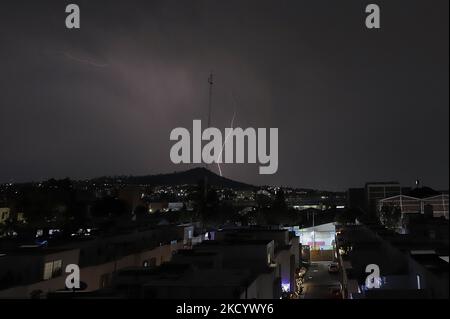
0;0;448;191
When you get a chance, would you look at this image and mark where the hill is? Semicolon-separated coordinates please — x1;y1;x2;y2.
92;167;255;189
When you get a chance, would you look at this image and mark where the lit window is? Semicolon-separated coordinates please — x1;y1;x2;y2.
53;260;62;277
43;262;53;280
43;260;63;280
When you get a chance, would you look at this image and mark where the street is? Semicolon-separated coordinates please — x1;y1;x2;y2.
301;261;342;299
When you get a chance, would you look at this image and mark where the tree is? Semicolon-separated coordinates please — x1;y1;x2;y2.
379;205;401;230
335;208;363;224
256;192;271;210
133;205;148;222
190;179;221;225
272;189;287;212
91;197;130;220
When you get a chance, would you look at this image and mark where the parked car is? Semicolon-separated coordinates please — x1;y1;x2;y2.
328;262;339;273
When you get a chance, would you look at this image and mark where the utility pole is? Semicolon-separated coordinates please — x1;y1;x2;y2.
204;73;214;201
312;211;315;250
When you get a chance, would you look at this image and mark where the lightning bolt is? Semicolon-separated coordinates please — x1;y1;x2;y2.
216;92;238;177
63;52;108;68
45;49;109;68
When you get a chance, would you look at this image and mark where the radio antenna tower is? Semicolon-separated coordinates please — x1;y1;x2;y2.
207;72;213;128
203;72;214;202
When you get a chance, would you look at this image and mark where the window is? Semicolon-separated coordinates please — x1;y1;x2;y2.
43;262;53;280
43;260;63;280
53;260;62;277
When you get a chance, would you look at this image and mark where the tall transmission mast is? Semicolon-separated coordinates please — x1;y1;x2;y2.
207;72;214;128
204;73;214;202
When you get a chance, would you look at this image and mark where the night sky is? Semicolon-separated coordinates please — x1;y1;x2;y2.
0;0;448;191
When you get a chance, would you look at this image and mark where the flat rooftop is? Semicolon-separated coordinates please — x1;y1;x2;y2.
198;239;273;246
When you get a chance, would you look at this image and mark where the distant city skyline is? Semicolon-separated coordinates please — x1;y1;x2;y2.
1;166;447;195
0;0;448;191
